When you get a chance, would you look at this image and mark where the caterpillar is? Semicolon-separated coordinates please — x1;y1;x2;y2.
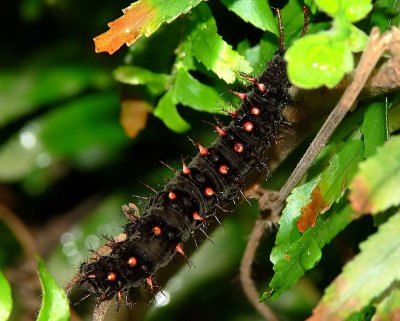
69;7;305;312
75;52;291;303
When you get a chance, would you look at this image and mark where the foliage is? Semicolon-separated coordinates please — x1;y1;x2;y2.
350;135;400;215
36;258;70;321
0;260;68;321
1;0;400;321
0;271;12;321
286;0;372;88
308;212;400;320
266;178;353;300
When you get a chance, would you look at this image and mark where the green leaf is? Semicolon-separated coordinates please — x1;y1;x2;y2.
294;135;362;230
373;288;400;321
319;137;364;207
220;0;278;34
37;258;69;321
0;131;42;182
315;0;373;22
345;305;375;321
361;101;388;158
341;0;373;22
172;69;225;113
113;66;169;95
40;93;129;158
285;32;353;88
330;105;365;143
281;0;311;45
145;0;203;25
314;0;340;16
308;212;400;321
175;39;195;71
190;4;252;83
347;25;369;52
267;178;353;299
304;0;318;14
273;178;320;249
0;271;12;321
20;0;45;21
389;95;400;133
154;91;190;133
0;92;130;183
371;0;400;31
349;135;400;215
0;65;110;128
237;37;281;76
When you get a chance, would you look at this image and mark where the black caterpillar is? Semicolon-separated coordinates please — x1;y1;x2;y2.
71;5;309;307
75;49;293;303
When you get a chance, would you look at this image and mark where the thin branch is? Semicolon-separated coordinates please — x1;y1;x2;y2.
93;300;111;321
240;220;280;321
0;203;37;259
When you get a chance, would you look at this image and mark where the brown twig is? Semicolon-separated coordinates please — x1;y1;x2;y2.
241;186;281;320
240;218;280;321
0;203;37;259
0;204;42;321
93;300;111;321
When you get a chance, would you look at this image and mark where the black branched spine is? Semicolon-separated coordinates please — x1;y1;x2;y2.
78;52;292;302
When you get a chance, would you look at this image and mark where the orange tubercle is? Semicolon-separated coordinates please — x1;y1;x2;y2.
250;106;261;116
175;244;186;257
182;160;191;175
229;110;238;118
127;257;137;267
193;211;204;221
243;121;254;132
152;226;162;236
257;82;267;92
146;276;154;291
107;272;117;282
219;164;229;175
234;143;244;153
214;126;226;137
198;144;208;156
229;90;247;100
204;187;215;197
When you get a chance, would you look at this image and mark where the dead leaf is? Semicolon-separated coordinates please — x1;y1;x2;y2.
120;99;151;138
297;186;329;233
94;2;155;54
373;309;400;321
349;175;373;217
